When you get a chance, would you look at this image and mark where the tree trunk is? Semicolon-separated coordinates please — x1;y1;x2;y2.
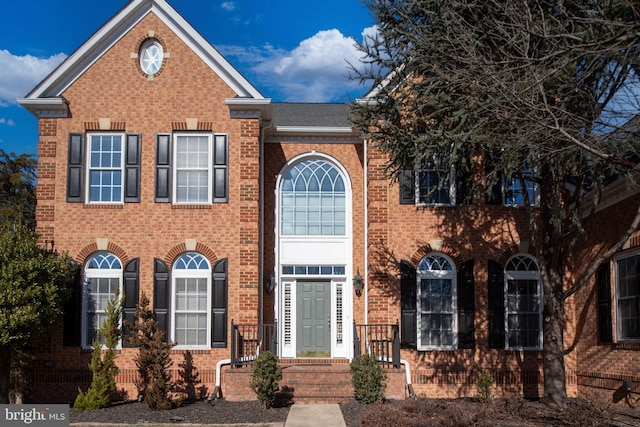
542;270;568;408
0;349;11;404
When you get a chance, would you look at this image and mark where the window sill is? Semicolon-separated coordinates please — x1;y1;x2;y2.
171;204;212;210
612;341;640;350
83;204;124;209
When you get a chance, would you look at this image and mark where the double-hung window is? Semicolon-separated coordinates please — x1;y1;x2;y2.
66;132;141;204
174;134;211;204
417;159;455;206
83;252;122;348
504;255;542;349
417;254;457;350
399;157;456;206
172;253;211;348
502;166;539;206
87;134;124;203
155;133;228;204
615;251;640;341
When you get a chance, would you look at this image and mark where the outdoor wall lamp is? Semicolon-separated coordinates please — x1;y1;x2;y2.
264;275;276;295
623;380;633;393
353;269;363;297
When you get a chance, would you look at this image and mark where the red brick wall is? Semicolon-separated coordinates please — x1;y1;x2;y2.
31;13;261;403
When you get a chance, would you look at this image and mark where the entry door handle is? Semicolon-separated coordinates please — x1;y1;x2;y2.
327;315;330;330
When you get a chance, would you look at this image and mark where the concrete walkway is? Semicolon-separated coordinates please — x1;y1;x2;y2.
284;404;347;427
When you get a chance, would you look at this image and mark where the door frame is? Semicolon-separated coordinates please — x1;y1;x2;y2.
278;276;351;359
273;153;354;359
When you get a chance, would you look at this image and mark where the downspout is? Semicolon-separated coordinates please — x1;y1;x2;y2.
210;116;273;404
363;137;369;325
258;118;273;331
374;356;417;399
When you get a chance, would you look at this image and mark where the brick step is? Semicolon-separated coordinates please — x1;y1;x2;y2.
221;362;407;403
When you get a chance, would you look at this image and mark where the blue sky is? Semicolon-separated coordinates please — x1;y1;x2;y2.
0;0;376;156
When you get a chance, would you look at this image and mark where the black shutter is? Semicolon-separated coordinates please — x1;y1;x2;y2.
153;258;170;342
213;135;228;203
456;170;469;205
399;170;416;205
597;262;612;343
488;260;505;349
400;260;417;348
155;134;171;203
124;134;141;202
211;258;228;347
62;267;82;346
67;133;84;202
122;258;140;347
486;172;503;205
457;260;475;349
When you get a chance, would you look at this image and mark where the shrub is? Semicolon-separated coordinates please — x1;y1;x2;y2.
74;291;123;410
250;351;282;409
476;369;494;403
350;353;387;404
125;292;175;410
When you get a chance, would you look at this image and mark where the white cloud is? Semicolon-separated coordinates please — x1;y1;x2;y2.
220;26;377;102
0;117;16;126
0;50;67;106
221;2;235;12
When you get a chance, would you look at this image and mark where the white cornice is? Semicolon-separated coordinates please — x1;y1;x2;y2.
275;126;355;134
16;97;69;118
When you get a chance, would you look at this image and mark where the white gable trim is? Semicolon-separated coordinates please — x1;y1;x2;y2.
19;0;262;116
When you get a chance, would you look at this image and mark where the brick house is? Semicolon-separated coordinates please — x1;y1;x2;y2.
18;0;639;404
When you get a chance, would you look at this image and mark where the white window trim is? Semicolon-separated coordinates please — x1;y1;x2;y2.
172;133;213;205
171;258;212;349
82;254;123;349
502;172;540;207
414;165;456;207
613;248;640;343
504;255;543;350
85;133;125;204
416;254;458;351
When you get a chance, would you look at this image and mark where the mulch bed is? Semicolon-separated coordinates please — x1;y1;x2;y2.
70;399;290;425
69;397;640;426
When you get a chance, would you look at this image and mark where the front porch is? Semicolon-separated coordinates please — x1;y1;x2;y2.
218;321;409;403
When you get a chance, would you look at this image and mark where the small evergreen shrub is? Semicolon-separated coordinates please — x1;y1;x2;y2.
125;292;176;410
250;351;282;409
350;354;387;404
476;369;494;403
74;291;123;410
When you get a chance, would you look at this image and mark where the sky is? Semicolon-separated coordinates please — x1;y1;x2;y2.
0;0;377;156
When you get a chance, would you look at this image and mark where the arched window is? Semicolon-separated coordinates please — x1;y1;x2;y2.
83;252;122;348
281;159;346;236
504;254;542;349
172;252;211;347
417;254;457;350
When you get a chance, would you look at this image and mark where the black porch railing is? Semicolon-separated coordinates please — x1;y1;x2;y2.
230;321;277;367
353;322;400;368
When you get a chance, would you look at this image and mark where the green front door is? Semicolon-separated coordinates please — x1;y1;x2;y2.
297;281;331;357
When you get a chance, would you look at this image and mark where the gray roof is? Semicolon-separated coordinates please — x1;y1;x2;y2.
271;103;352;128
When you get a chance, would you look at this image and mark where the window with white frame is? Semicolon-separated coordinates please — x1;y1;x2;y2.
172;252;211;347
417;254;457;350
83;252;122;347
503;167;538;206
505;254;542;349
174;134;212;203
417;158;455;206
87;134;124;203
615;251;640;341
281;159;346;236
